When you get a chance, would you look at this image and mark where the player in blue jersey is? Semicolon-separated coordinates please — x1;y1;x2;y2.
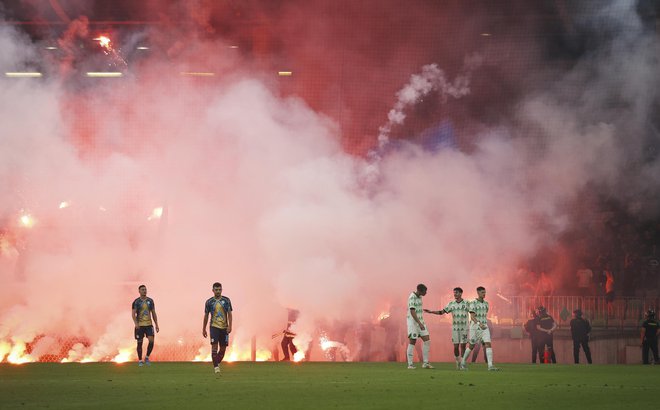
203;282;233;374
132;285;159;366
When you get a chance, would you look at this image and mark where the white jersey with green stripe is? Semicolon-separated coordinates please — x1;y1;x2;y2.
443;299;469;331
407;292;425;325
468;298;489;324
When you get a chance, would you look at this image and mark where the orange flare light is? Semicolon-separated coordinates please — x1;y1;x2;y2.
0;341;11;362
112;348;133;364
293;351;305;362
94;35;112;50
7;342;34;364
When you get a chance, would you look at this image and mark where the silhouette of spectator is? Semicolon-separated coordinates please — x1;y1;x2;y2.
280;309;299;361
576;265;594;296
570;309;592;364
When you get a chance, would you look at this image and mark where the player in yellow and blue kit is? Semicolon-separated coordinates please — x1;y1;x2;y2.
132;285;159;366
202;282;233;374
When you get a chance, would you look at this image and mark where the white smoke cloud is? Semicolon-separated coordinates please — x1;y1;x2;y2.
378;54;483;148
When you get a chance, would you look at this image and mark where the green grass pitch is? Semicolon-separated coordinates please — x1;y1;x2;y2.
1;362;658;409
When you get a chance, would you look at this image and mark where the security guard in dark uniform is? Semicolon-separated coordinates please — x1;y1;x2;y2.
570;309;592;364
524;310;541;363
641;309;659;364
535;306;557;363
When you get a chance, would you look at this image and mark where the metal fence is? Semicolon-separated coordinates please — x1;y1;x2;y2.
482;295;659;328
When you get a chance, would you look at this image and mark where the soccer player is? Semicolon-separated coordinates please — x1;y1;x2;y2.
131;284;159;366
460;286;499;371
424;287;469;369
407;283;433;369
203;282;233;374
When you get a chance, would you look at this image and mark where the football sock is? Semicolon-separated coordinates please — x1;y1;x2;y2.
486;348;493;367
406;344;415;365
211;344;219;367
422;340;430;363
462;347;472;364
136;340;143;360
146;341;154;357
218;346;227;363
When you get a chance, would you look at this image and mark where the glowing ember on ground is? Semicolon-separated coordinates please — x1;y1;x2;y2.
225;351;239;363
112;348;133;364
0;341;11;362
293;351;305;362
7;342;34;364
255;349;272;361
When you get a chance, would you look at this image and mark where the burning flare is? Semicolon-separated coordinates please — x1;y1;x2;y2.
94;35;112;51
112;348;133;364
